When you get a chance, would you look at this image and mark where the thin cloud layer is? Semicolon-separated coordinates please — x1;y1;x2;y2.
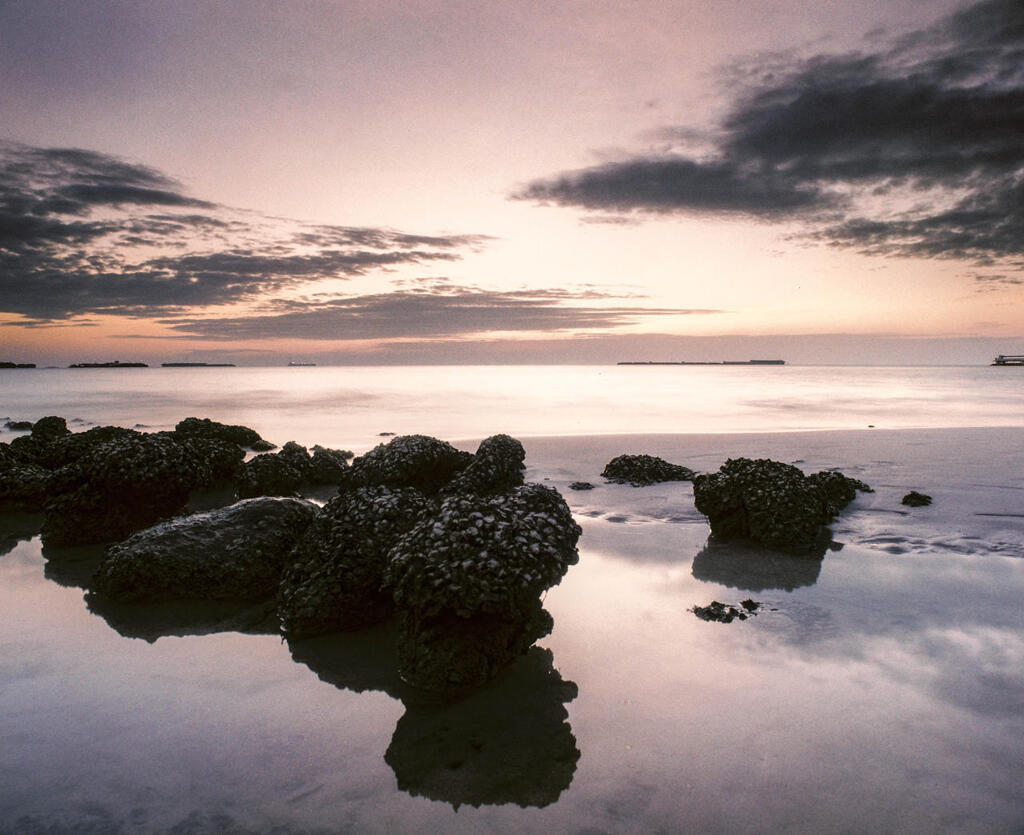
160;286;722;341
0;141;487;323
516;0;1024;269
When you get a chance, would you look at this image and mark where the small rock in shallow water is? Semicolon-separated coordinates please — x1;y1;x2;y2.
692;599;764;623
568;482;595;491
901;491;932;507
601;454;695;486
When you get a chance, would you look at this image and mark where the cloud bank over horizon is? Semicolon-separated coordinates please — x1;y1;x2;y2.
517;0;1024;273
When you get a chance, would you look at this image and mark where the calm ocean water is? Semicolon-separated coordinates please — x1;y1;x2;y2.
2;364;1022;447
2;364;1023;832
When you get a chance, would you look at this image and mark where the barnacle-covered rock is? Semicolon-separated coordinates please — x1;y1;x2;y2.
7;415;73;464
386;483;580;690
308;444;354;485
601;454;696;486
279;486;432;638
806;470;873;513
693;457;870;551
237;450;305;498
41;433;213;547
172;416;273;450
93;497;318;602
177;435;245;486
237;441;353;497
340;434;473;495
386;485;580;620
36;425;141;470
0;460;50;511
445;434;525;495
902;490;932;507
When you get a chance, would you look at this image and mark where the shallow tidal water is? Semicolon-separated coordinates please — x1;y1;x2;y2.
1;366;1022;832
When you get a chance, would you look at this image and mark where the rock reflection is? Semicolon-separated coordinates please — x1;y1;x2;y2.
386;647;579;810
291;631;580;809
85;594;279;643
0;511;42;557
692;534;835;592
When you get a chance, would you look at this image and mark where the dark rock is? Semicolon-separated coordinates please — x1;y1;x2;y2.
278;486;432;638
387;484;581;620
444;434;525;496
93;497;318;602
568;481;595;491
308;444;354;484
34;425;140;470
386;484;580;690
385;646;579;809
601;454;696;486
41;432;216;546
0;461;50;511
340;434;473;495
31;415;70;442
176;435;245;486
692;600;757;623
902;491;933;507
249;439;277;452
172;416;273;449
237;450;305;498
237;441;353;497
806;470;874;512
5;420;33;431
693;457;870;551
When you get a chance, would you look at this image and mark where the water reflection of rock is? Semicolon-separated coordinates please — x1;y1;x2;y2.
291;632;580;810
0;511;42;557
85;594;279;643
692;535;837;592
386;647;579;810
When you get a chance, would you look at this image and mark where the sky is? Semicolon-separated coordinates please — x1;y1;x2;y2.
0;0;1021;365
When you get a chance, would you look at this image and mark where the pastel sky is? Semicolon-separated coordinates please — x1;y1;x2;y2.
1;0;1021;365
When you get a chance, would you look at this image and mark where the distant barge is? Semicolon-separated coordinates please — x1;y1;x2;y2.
618;360;786;366
991;354;1024;366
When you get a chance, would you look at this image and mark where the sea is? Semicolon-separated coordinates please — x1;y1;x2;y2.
2;363;1022;448
2;364;1023;833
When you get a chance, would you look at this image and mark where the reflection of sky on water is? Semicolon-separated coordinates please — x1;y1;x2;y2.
1;508;1022;830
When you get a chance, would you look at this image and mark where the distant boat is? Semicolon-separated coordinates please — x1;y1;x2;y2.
991;354;1024;366
288;362;317;367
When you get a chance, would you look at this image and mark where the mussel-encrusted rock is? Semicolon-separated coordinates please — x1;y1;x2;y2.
308;444;354;485
0;461;50;511
278;486;432;638
172;416;273;450
41;433;213;547
93;497;318;602
601;454;696;486
387;484;580;619
902;490;932;507
340;434;473;495
444;434;525;496
237;441;353;497
386;484;580;690
693;457;870;551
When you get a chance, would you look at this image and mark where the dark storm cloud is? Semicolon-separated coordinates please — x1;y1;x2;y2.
159;287;722;341
0;140;487;323
516;0;1024;269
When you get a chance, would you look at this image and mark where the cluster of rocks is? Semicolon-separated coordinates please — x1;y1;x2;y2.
693;458;872;552
601;454;696;486
0;416;352;546
16;422;582;693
